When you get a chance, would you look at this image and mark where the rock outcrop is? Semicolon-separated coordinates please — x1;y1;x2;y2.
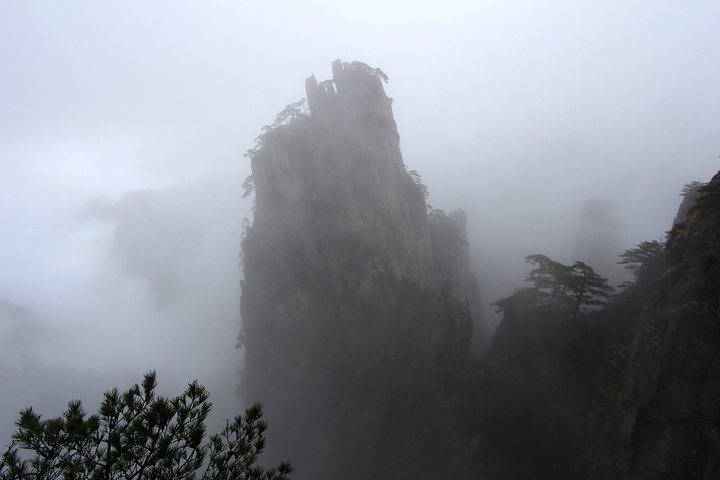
239;59;720;480
607;174;720;479
429;208;489;353
477;171;720;479
239;60;484;480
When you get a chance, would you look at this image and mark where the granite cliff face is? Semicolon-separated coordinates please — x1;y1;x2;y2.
607;174;720;479
478;172;720;479
239;60;484;480
237;60;720;480
429;208;489;352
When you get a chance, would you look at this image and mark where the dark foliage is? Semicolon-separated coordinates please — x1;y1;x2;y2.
493;254;614;316
0;372;292;480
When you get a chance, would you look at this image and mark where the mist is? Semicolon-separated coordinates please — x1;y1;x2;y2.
0;174;247;440
1;0;719;452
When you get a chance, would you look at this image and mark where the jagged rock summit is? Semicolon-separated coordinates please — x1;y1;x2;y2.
247;60;433;291
239;60;485;480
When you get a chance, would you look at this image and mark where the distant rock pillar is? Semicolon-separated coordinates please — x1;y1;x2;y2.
305;74;319;114
331;59;344;85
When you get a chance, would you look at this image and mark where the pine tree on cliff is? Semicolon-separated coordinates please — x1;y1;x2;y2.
493;254;613;315
566;260;615;315
617;239;664;287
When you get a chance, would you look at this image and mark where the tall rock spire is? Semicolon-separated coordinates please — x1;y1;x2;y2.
239;60;481;480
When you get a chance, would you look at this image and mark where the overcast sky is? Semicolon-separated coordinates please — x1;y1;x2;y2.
1;0;719;444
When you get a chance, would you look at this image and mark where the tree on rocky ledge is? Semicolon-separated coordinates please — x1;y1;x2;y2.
565;260;615;315
0;372;292;480
493;254;613;316
617;240;664;285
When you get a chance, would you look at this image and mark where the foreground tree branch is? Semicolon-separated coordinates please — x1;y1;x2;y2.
0;372;292;480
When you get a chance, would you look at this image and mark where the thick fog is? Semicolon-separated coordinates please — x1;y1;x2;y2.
1;0;719;446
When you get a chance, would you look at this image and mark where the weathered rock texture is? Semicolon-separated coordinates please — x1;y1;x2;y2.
239;60;484;480
478;171;720;480
608;174;720;479
429;209;489;352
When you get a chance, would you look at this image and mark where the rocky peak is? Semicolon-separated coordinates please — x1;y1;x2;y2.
248;60;434;293
239;60;481;479
305;60;396;131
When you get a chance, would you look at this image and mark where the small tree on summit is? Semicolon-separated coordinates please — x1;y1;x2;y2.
350;61;389;84
680;181;706;197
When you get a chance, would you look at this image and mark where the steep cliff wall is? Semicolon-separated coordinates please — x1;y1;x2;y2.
607;173;720;479
477;172;720;480
239;60;482;480
429;209;489;352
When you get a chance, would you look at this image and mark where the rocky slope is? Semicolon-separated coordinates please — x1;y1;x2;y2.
239;60;485;480
606;174;720;479
238;59;720;480
479;172;720;479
